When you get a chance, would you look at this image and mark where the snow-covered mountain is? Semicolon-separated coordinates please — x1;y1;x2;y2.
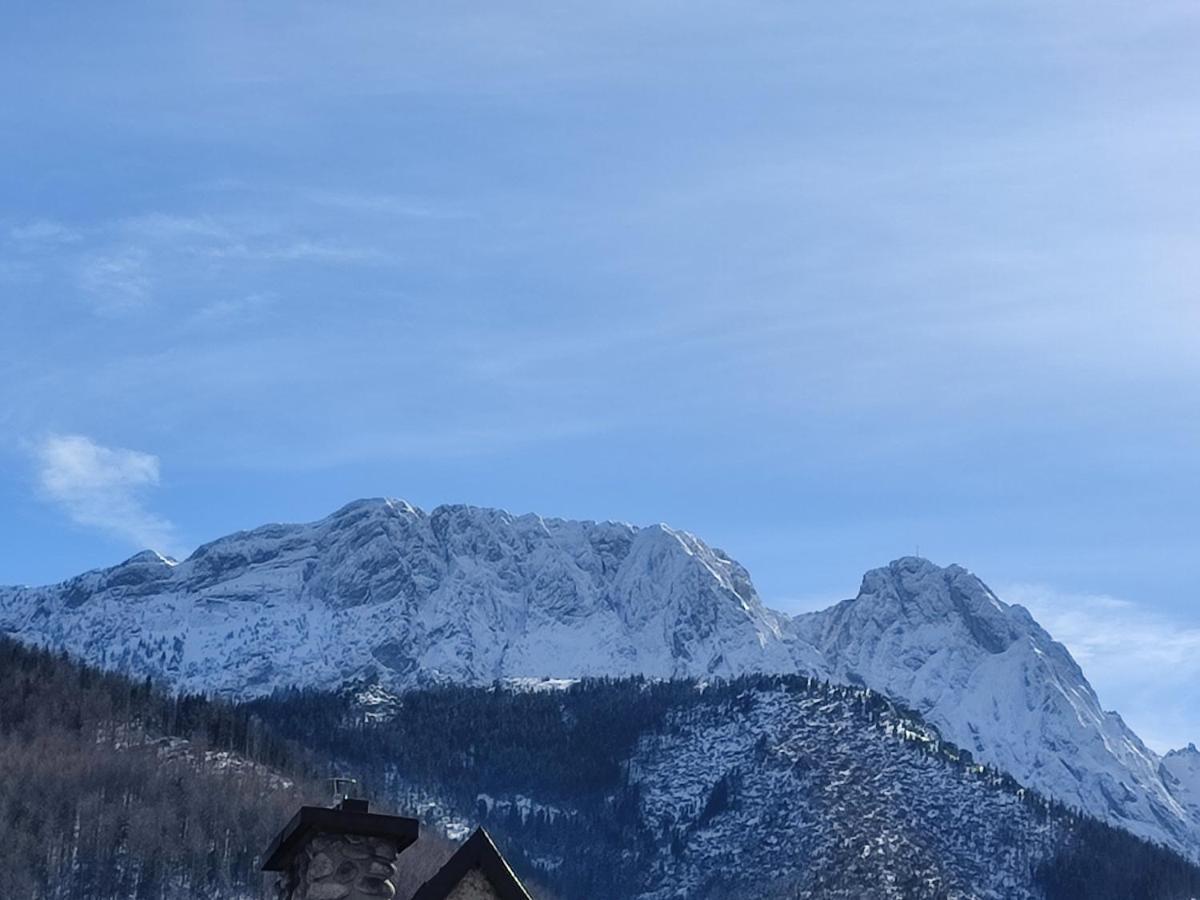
1163;745;1200;824
0;499;815;695
794;557;1197;857
1;499;1196;861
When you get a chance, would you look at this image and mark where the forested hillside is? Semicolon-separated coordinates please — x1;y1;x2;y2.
248;676;1200;900
1;636;1198;899
0;637;457;900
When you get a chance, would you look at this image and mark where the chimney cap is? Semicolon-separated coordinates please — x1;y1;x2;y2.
262;804;419;872
330;775;359;803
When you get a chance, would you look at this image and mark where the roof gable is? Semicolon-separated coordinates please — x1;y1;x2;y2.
409;828;532;900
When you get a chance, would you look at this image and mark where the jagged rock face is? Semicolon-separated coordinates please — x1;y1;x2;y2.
0;499;814;697
1163;745;1200;822
794;557;1197;859
1;505;1197;861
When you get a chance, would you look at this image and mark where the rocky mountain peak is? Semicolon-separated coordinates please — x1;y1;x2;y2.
0;510;1196;861
817;556;1022;662
0;499;807;697
796;556;1197;858
120;549;177;567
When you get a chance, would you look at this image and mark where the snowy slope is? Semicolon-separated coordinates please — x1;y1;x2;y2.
1163;745;1200;823
794;557;1199;859
0;499;817;695
1;501;1196;860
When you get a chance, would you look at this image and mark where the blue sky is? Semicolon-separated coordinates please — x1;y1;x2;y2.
2;2;1198;750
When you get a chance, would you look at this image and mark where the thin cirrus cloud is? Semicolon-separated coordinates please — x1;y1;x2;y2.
78;248;153;313
34;434;176;555
1000;582;1200;753
113;212;386;265
64;213;386;314
188;292;278;325
7;219;81;247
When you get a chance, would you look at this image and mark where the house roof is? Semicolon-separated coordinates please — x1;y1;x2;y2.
409;828;533;900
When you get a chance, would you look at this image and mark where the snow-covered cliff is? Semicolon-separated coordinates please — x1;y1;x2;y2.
1;500;1196;860
0;499;815;695
1163;744;1200;825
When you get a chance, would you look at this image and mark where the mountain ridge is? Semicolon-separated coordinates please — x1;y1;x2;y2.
1;496;1196;861
0;498;814;693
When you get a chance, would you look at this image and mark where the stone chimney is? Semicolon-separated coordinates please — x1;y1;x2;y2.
263;796;419;900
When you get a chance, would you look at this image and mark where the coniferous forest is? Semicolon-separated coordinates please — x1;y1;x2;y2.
247;676;1200;900
0;637;461;900
1;635;1199;899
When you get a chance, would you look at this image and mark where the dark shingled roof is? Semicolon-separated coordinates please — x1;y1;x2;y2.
409;828;533;900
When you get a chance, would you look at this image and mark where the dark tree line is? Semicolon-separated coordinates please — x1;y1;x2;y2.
2;636;1198;900
248;673;1200;900
0;637;514;900
0;636;324;899
1038;815;1200;900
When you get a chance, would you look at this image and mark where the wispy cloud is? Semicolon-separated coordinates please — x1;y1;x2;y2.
34;434;176;553
7;219;81;247
1001;582;1200;752
206;238;382;264
113;211;384;264
190;291;277;325
61;212;384;314
301;189;476;221
78;248;152;313
1003;583;1200;674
